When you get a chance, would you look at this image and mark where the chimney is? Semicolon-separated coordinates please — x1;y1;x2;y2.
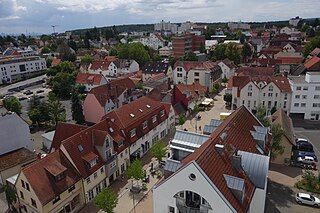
232;154;242;173
215;144;225;155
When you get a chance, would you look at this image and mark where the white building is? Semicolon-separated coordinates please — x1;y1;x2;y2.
154;106;270;213
0;56;46;84
155;20;172;32
280;27;298;35
227;75;292;114
289;72;320;120
138;33;164;50
0;110;33;156
289;17;302;27
159;46;173;57
216;59;236;79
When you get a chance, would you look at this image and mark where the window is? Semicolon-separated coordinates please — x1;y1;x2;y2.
177;67;183;72
152;115;157;123
142;121;148;129
130;129;136;137
274;101;278;107
263;93;266;97
105;138;110;147
294;103;299;107
21;180;25;188
68;185;75;193
275;93;278;97
303;86;308;91
254;101;256;107
262;101;265;106
94;172;98;179
315;86;320;91
314;95;320;99
160;110;165;117
110;161;116;169
284;93;288;100
295;95;300;99
247;100;251;107
53;195;60;204
302;95;307;99
179;191;184;198
313;103;320;107
86;177;91;184
20;191;24;200
177;73;182;77
25;183;30;191
296;86;301;90
269;85;273;91
284;101;287;108
248;85;252;91
248;92;252;96
100;167;104;173
242;100;245;105
194;72;199;77
301;103;306;107
90;158;98;168
31;198;37;208
168;206;175;213
268;93;273;97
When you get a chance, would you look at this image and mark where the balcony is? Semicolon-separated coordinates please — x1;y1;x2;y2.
175;195;211;213
105;153;117;164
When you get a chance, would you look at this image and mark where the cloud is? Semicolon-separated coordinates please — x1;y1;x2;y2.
0;0;320;34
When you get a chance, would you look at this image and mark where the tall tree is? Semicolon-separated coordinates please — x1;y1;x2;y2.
183;52;198;61
270;123;285;161
4;185;17;211
71;87;84;124
47;93;66;127
118;43;151;66
127;159;144;186
151;140;167;164
255;106;270;127
4;97;22;115
94;188;118;213
242;42;252;63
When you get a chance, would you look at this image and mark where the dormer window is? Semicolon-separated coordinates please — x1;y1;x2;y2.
131;129;136;137
160;110;165;117
248;85;252;91
268;85;273;91
152;115;157;123
143;121;148;129
45;162;67;182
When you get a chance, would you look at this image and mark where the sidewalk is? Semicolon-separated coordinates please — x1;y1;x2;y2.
79;134;172;213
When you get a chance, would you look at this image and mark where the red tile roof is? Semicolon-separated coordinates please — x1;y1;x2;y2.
22;150;82;205
76;73;104;85
50;123;88;152
92;129;109;147
0;148;37;171
236;67;274;76
304;56;320;69
216;58;236;69
180;106;271;212
90;61;111;70
310;48;320;57
176;82;207;100
174;61;216;72
51;58;61;66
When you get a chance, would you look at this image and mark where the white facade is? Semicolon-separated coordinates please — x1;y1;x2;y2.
0;56;46;84
0;112;33;155
289;17;302;27
130;106;175;158
229;80;292;114
280;27;298;35
155;20;172;31
217;61;235;79
139;34;164;50
289;73;320;120
154;162;234;213
159;46;172;57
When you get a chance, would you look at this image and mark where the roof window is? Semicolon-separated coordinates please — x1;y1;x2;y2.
130;113;135;118
146;104;151;108
78;144;84;152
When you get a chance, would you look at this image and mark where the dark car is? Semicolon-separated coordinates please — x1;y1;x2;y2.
293;150;318;162
24;90;33;95
295;141;314;152
36;90;45;94
18;96;28;101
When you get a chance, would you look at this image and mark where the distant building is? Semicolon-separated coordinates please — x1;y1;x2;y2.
172;34;205;57
0;56;46;84
138;33;164;50
159;46;173;57
75;73;108;92
142;61;173;82
289;16;302;27
228;21;250;31
154;20;172;32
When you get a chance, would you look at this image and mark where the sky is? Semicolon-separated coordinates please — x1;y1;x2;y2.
0;0;319;34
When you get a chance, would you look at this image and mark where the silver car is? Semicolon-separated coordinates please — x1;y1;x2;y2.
296;193;320;207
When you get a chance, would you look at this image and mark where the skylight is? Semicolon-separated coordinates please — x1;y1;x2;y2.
109;127;114;133
130;113;135;117
146;104;151;108
78;144;84;152
139;109;143;113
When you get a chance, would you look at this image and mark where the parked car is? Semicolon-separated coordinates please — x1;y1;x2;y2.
297;156;315;164
295;142;314;152
18;96;28;101
296;138;309;143
36;90;45;94
24;90;33;95
296;193;320;207
294;150;318;162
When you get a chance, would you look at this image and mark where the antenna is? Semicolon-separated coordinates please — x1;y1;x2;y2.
51;25;58;34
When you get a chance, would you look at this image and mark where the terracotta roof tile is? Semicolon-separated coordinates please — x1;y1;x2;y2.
22;150;82;205
180;106;271;212
50;123;88;152
176;82;207;100
173;61;216;72
304;56;320;69
271;109;295;145
92;129;109;146
76;73;104;85
90;61;111;70
0;148;37;171
51;58;61;66
236;67;274;76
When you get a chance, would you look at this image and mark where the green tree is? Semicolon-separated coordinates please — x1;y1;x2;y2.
80;54;94;64
183;52;198;61
178;115;185;125
71;87;84;124
4;185;17;211
47;61;76;77
47;93;66;126
303;36;320;57
199;43;206;53
127;159;144;189
222;76;228;83
151;140;167;164
109;48;118;56
225;43;241;65
223;93;232;105
95;188;118;213
41;46;51;54
270;123;285;161
212;43;227;60
51;72;76;99
118;43;151;66
214;83;221;90
307;28;316;37
255;106;270;127
242;42;252;62
4;97;22;115
28;95;41;111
